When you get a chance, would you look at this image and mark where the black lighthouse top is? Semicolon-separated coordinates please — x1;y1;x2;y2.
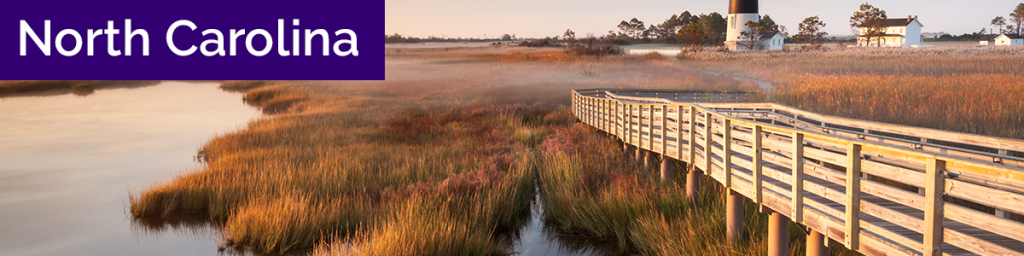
729;0;758;14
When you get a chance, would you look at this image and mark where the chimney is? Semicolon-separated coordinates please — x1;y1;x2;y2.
908;15;912;22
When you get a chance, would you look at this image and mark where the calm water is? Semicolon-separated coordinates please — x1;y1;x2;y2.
0;82;261;255
0;81;613;256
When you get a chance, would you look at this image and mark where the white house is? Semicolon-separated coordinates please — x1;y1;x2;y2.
856;16;923;47
757;31;786;50
995;33;1024;46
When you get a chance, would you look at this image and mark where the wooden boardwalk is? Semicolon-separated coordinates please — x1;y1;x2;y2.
573;89;1024;256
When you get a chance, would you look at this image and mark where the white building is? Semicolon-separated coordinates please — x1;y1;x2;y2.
757;31;785;50
856;16;923;47
995;34;1024;46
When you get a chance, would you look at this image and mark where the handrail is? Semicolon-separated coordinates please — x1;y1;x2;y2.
572;89;1024;256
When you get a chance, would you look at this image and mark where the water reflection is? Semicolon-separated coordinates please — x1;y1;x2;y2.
0;82;261;256
511;185;626;256
0;81;162;99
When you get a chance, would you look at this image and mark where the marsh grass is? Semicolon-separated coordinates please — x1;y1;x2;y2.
130;75;583;253
537;123;859;255
122;45;1024;255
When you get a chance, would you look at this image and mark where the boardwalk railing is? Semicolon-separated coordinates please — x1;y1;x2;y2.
572;89;1024;256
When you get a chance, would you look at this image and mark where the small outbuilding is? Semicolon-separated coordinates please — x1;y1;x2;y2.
995;34;1024;46
758;32;786;51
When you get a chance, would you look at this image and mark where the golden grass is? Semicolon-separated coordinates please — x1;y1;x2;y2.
537;122;858;255
772;73;1024;139
123;45;1024;255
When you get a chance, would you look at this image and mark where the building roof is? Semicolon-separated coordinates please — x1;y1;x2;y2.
761;32;779;39
857;18;920;28
999;33;1024;39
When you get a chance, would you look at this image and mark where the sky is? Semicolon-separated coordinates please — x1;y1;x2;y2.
386;0;1023;38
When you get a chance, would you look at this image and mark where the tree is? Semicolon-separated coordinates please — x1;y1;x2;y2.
617;18;646;40
676;23;707;50
992;16;1008;34
739;20;766;49
1011;3;1024;35
794;16;828;47
850;3;888;47
759;15;777;32
699;12;728;44
563;29;576;46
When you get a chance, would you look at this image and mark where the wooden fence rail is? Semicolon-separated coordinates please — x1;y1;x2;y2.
572;89;1024;256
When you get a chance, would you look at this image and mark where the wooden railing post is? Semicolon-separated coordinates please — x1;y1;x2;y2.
924;157;946;256
661;105;667;155
622;104;630;146
598;98;602;132
689;106;697;167
639;105;644;151
723;119;732;188
589;96;598;125
617;102;622;139
648;105;655;152
705;111;713;175
677;105;684;160
753;125;763;205
846;143;862;250
792;133;804;223
995;149;1010;218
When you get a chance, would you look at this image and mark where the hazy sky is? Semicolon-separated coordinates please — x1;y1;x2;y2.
386;0;1023;38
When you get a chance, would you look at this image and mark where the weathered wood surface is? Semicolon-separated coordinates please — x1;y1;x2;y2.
573;89;1024;256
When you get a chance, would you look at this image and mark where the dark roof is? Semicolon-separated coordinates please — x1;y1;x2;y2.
1000;34;1024;39
857;18;918;28
762;32;778;38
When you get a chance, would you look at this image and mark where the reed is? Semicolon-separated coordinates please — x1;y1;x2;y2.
536;123;858;255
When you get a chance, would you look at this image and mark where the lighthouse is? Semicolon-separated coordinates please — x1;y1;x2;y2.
725;0;758;50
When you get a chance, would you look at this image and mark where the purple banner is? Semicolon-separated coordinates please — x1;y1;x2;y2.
0;0;383;80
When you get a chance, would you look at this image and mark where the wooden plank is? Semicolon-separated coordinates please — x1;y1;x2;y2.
858;231;916;256
943;228;1024;256
860;200;923;233
847;143;862;250
861;179;926;210
802;202;848;245
804;145;848;169
754;125;764;205
804;180;848;207
924;158;945;256
860;159;926;188
793;132;805;223
860;219;925;253
945;178;1024;215
732;175;754;199
763;189;793;218
945;203;1024;242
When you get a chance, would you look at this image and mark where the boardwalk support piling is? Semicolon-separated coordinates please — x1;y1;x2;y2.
768;210;791;256
660;156;673;184
686;165;702;207
635;149;644;166
644;150;654;170
807;229;829;256
726;189;744;242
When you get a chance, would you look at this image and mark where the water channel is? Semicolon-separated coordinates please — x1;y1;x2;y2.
0;81;614;256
